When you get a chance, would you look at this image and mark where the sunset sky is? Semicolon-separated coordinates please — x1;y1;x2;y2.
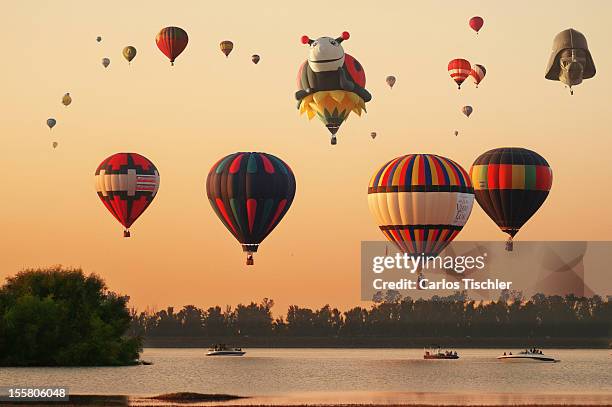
2;1;611;314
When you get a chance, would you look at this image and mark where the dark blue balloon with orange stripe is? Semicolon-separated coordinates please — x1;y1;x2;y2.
206;152;296;265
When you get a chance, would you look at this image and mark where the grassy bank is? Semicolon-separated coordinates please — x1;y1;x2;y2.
143;336;610;348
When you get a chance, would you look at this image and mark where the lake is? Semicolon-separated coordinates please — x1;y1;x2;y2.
1;348;611;405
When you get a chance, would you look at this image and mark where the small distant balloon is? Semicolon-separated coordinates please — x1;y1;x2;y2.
122;46;137;64
454;130;459;136
386;75;396;89
52;142;58;149
47;118;56;130
469;16;484;34
102;58;110;68
370;132;377;139
220;40;233;57
96;36;102;43
462;105;473;117
62;93;72;107
251;54;260;64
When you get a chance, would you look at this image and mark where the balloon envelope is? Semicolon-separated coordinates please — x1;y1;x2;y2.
123;46;137;63
47;118;56;129
251;54;260;64
470;147;553;240
462;105;473;117
469;16;484;33
368;154;474;257
470;64;486;86
96;36;102;42
220;40;234;57
448;59;471;89
102;58;110;68
94;153;160;237
386;75;396;88
52;142;58;149
206;152;296;265
156;27;188;65
62;93;72;106
370;132;377;139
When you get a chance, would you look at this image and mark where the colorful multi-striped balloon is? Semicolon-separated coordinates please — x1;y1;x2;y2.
206;152;296;265
448;59;472;89
470;148;553;249
368;154;474;257
94;153;160;237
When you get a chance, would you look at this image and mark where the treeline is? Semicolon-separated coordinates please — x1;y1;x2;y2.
130;291;611;339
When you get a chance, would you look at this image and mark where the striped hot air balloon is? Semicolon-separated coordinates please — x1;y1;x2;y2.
156;27;189;65
368;154;474;257
206;152;296;265
470;148;553;251
94;153;160;237
448;59;472;89
470;64;486;87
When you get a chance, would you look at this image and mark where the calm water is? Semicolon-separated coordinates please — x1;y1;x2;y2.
1;348;610;402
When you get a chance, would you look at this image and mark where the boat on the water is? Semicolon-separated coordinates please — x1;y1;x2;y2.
497;348;558;362
206;344;245;356
424;347;459;359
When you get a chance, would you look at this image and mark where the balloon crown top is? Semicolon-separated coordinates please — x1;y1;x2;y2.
301;31;349;45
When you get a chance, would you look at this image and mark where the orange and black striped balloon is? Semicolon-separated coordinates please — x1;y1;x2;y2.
156;26;189;65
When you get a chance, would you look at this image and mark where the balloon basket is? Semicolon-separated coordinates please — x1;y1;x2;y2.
331;136;337;145
124;230;131;238
505;238;513;252
246;253;254;266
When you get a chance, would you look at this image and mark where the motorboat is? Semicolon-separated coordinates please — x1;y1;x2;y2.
206;344;246;356
497;349;558;362
424;347;459;359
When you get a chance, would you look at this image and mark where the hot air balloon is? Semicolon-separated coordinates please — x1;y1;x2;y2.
62;93;72;107
52;142;58;149
454;130;459;136
96;36;102;43
94;153;160;237
370;131;377;139
220;40;234;57
470;148;553;251
462;105;473;117
102;58;110;68
368;154;474;258
206;152;296;265
156;26;189;66
123;46;137;64
251;54;260;64
386;75;396;89
469;16;484;34
47;118;56;130
470;64;486;87
448;59;471;89
295;32;372;145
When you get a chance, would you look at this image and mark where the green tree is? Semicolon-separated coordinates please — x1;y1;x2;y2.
0;266;142;366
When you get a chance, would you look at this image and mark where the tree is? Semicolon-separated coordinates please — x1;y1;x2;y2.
0;266;142;366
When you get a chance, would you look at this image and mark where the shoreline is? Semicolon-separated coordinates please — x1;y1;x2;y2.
143;336;611;349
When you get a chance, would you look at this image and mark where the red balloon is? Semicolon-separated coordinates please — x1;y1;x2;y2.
94;153;160;237
448;59;471;89
156;26;189;65
469;16;484;33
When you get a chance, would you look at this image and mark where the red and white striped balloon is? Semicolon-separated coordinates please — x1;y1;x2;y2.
448;59;471;89
470;64;486;87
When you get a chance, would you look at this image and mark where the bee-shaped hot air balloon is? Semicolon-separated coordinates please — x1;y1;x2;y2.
295;31;372;145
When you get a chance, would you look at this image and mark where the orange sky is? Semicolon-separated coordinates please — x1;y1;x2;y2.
1;1;611;314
